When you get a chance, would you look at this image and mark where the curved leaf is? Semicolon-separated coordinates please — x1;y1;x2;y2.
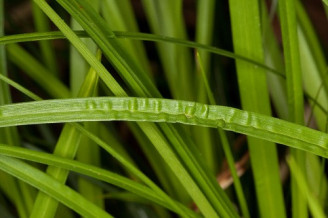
0;156;112;218
0;97;327;158
0;145;199;218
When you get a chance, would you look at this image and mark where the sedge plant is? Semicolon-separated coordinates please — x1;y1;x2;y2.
0;0;327;217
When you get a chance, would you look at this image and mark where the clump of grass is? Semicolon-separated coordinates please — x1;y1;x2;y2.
0;0;327;217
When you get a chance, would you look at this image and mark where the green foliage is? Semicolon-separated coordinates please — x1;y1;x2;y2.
0;0;327;217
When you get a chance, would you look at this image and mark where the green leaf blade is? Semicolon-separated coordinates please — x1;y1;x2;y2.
228;0;286;217
0;156;113;218
1;97;328;159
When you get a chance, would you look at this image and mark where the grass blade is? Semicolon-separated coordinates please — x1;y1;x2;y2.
6;44;70;99
288;157;326;218
69;18;89;97
76;65;104;209
58;0;159;98
141;0;194;100
296;2;328;211
32;2;58;76
193;0;217;173
0;1;35;216
30;53;100;217
101;0;150;75
2;2;327;217
297;2;328;132
69;6;104;207
1;97;328;158
261;2;288;120
0;156;113;218
197;51;250;218
0;30;283;77
0;145;199;217
229;0;286;217
279;0;306;217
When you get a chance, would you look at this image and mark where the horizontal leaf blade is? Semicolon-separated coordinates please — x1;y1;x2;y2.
0;97;327;158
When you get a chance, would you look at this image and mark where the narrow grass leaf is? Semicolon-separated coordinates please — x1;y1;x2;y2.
193;0;217;173
0;4;27;217
297;2;328;92
0;1;35;215
58;0;159;98
101;0;151;74
33;0;126;97
0;31;283;77
6;44;70;99
98;124;137;171
279;0;306;217
69;19;89;96
0;74;42;101
197;51;250;218
296;2;328;210
305;153;328;207
229;0;286;217
279;0;305;123
288;157;326;218
1;97;328;158
261;2;288;120
297;2;328;132
32;3;58;76
0;145;199;218
141;0;194;100
30;52;100;218
0;156;113;218
125;123;186;201
75;53;104;209
68;6;104;206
